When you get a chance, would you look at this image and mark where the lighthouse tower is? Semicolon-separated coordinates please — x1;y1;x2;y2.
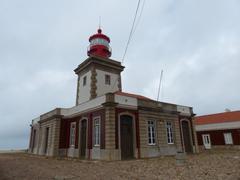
74;28;125;105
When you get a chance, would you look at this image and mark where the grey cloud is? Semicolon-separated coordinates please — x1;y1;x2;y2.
0;0;239;149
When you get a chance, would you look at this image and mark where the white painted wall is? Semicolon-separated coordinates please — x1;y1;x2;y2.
115;95;137;107
96;69;119;96
78;70;91;104
61;95;106;118
196;121;240;131
177;105;191;116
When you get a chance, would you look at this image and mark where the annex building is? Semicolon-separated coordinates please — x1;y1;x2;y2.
29;29;198;160
195;110;240;150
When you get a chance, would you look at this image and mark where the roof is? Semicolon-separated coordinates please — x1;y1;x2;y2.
195;111;240;125
114;91;152;100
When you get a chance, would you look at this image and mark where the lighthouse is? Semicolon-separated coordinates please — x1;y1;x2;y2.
87;28;112;58
74;28;124;105
29;27;197;161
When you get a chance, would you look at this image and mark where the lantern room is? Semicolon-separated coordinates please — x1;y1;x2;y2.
87;28;112;58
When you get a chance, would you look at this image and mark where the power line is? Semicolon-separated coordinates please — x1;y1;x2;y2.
121;0;141;64
111;0;147;92
111;0;144;92
133;0;146;35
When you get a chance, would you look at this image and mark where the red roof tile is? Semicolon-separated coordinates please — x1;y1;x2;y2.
195;111;240;125
114;91;151;100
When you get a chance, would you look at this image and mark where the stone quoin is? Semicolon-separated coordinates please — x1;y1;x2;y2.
29;28;198;160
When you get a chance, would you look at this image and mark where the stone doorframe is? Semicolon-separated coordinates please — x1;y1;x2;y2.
180;119;194;153
118;112;137;159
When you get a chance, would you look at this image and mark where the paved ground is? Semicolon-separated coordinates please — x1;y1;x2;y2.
0;149;239;180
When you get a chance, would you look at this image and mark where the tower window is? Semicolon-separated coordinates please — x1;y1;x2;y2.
83;76;87;86
105;74;111;85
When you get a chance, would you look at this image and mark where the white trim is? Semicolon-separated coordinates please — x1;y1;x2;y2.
202;134;211;149
115;95;138;107
166;121;174;144
61;95;106;118
69;122;76;147
93;116;101;147
177;105;191;116
147;120;156;146
196;121;240;131
223;133;233;145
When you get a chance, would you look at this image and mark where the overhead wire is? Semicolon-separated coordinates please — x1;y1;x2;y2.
132;0;146;35
111;0;145;91
121;0;142;64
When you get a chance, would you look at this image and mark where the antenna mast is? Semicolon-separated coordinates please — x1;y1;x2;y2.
99;16;101;29
157;70;163;101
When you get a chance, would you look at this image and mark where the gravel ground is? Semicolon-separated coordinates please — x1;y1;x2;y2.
0;149;239;180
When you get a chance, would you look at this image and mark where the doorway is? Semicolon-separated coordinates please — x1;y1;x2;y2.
181;120;193;153
44;127;49;155
120;115;134;159
202;134;211;149
80;120;87;157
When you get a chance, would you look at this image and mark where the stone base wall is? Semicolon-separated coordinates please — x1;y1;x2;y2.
62;147;121;160
67;147;79;157
29;118;61;157
138;110;182;158
198;145;240;152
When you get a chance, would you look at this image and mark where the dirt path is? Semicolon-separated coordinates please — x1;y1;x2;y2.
0;150;239;180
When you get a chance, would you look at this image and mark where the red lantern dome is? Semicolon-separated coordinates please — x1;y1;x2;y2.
87;28;112;58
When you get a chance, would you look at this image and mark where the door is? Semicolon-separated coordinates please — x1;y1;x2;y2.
120;115;134;159
181;121;193;153
44;127;49;155
202;134;211;149
80;120;87;157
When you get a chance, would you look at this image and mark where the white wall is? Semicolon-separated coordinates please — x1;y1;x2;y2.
177;105;191;116
96;69;119;96
196;121;240;131
61;95;106;118
78;70;91;104
115;94;137;107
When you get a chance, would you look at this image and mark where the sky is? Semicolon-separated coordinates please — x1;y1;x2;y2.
0;0;240;150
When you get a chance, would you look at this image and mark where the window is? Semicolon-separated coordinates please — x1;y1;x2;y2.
83;76;87;86
166;122;174;144
70;122;76;146
148;120;156;145
93;117;100;146
105;74;111;85
90;38;109;47
224;133;233;145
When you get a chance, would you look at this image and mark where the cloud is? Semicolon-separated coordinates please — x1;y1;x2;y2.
0;0;239;149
